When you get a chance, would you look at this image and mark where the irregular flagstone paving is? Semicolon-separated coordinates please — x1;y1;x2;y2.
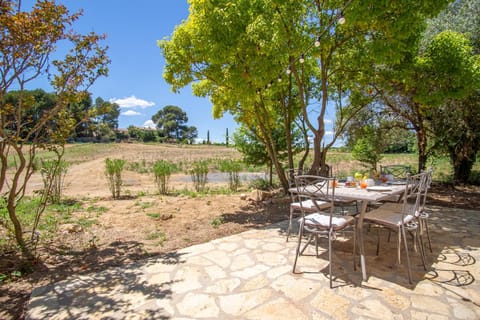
27;206;480;319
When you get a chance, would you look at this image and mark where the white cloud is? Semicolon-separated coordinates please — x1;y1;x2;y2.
122;110;142;116
110;95;155;109
325;131;334;136
325;119;333;124
143;120;157;129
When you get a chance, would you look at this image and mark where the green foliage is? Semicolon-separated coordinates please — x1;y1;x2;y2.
351;126;384;175
151;105;198;143
233;126;271;167
126;126;159;142
86;205;109;214
0;1;110;257
422;0;480;53
188;160;209;192
76;217;97;229
468;170;480;185
210;216;224;228
105;158;126;199
219;159;242;191
153;160;177;194
135;201;155;210
40;159;69;204
0;197;83;252
415;31;480;106
127;159;149;173
159;0;450;190
248;177;272;191
145;230;167;245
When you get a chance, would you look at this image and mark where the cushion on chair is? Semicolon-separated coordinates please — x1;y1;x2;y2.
364;208;414;227
291;199;330;210
299;212;354;230
377;202;420;218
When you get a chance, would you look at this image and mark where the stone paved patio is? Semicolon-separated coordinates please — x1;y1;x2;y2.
26;206;480;319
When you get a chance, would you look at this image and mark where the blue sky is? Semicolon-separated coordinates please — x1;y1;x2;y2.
23;0;237;143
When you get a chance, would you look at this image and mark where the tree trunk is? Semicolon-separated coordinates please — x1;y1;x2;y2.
269;161;273;186
309;131;329;176
451;150;476;184
254;101;289;192
297;116;310;172
416;126;428;173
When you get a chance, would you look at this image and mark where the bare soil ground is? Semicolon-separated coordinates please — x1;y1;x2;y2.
1;143;479;319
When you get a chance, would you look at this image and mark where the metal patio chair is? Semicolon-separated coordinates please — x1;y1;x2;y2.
363;172;428;284
292;175;356;288
286;168;332;242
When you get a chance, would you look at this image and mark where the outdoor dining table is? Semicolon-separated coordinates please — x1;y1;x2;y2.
289;182;407;282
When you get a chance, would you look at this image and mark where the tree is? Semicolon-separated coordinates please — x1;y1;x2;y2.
3;89;58;140
95;97;120;131
233;126;274;185
159;0;450;191
418;31;480;183
152;105;197;142
351;126;384;176
421;0;480;53
373;30;480;178
432;93;480;183
183;126;198;144
0;0;109;258
67;94;94;139
420;3;480;183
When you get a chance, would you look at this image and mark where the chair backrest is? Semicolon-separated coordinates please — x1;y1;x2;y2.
420;168;433;212
285;168;304;188
294;175;336;219
380;165;412;180
400;171;429;219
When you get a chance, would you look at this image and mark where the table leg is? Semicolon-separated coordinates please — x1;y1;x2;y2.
357;201;368;282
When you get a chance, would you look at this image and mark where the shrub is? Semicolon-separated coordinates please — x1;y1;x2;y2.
153;160;177;194
40;159;69;204
210;216;224;228
219;159;242;191
249;177;271;191
105;158;126;199
188;160;209;192
468;170;480;185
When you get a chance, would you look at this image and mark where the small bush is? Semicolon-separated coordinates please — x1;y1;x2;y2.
468;170;480;185
105;158;126;199
153;160;177;194
40;159;69;204
210;216;224;228
249;177;271;191
219;159;242;191
145;230;167;245
188;160;209;192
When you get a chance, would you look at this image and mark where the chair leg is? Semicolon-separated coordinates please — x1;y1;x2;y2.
287;207;294;242
423;218;433;253
417;229;427;271
353;221;357;271
293;221;304;273
300;234;313;255
376;227;381;256
401;225;413;284
397;229;402;265
329;228;333;288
